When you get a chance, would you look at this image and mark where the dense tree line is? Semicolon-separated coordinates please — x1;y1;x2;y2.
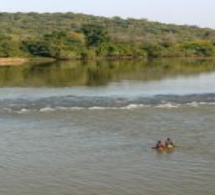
1;12;215;59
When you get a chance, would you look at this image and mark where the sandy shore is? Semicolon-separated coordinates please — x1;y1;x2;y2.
0;58;29;66
0;57;56;66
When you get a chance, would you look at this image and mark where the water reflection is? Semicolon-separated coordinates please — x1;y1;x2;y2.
0;58;215;87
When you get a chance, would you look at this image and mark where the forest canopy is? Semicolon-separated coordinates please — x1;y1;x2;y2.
1;12;215;59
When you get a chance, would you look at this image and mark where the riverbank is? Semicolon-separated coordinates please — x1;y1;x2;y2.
0;58;29;66
0;56;147;66
0;57;56;66
1;56;215;67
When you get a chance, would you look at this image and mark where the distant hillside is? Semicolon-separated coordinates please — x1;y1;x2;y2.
1;12;215;59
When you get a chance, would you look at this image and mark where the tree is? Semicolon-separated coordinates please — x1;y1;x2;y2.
81;24;109;47
180;40;215;57
0;35;24;57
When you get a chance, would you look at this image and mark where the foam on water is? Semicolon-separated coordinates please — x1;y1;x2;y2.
6;103;214;115
1;93;215;115
17;108;30;114
155;103;180;108
40;107;56;112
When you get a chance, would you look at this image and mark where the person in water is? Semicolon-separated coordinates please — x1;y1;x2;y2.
165;138;175;148
155;140;165;149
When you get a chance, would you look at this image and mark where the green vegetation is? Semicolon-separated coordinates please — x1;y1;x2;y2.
1;12;215;59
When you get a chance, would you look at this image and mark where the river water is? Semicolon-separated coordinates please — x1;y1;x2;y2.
0;58;215;195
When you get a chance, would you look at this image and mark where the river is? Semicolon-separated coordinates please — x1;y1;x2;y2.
0;58;214;195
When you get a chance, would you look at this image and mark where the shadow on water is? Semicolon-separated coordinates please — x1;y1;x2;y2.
0;58;215;87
